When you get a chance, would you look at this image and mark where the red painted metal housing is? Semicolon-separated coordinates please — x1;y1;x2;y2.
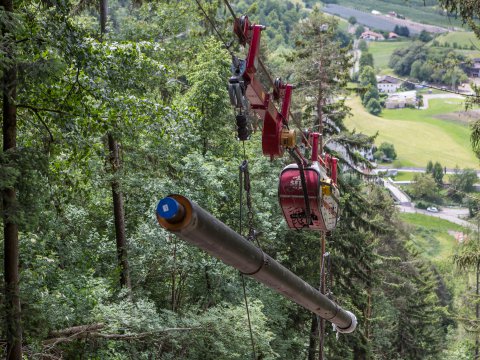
234;16;293;158
233;17;340;231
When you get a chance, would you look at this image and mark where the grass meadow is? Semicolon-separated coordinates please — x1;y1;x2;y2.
400;213;465;261
435;31;480;48
368;40;409;71
344;96;478;168
393;171;452;182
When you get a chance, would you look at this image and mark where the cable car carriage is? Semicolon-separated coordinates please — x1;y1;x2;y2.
278;134;339;231
228;15;340;232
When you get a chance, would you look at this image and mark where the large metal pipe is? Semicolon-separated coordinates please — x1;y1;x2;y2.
156;194;357;333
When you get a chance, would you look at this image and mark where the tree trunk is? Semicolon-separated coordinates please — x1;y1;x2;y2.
307;313;319;360
99;0;107;36
477;220;480;359
318;232;326;360
353;346;367;360
476;259;479;360
108;133;131;291
99;0;130;293
2;0;22;358
171;236;177;312
365;269;372;341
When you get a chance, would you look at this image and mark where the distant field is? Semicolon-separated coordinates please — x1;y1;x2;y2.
344;96;478;168
394;172;452;182
400;213;465;261
368;40;409;70
393;171;417;181
435;31;480;48
329;0;464;29
454;49;480;59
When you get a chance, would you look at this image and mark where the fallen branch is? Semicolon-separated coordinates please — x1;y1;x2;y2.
44;324;196;346
48;323;105;338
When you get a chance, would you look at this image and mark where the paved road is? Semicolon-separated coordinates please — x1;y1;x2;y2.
383;177;476;229
398;205;475;230
420;93;465;110
383;178;411;204
375;166;480;175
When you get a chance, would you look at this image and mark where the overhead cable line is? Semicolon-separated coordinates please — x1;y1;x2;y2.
221;0;315;140
386;74;477;98
223;0;237;20
193;0;235;57
193;2;260;354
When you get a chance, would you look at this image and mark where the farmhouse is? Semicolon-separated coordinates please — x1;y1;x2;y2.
388;32;400;39
360;30;385;41
377;75;402;93
464;58;480;77
385;90;417;109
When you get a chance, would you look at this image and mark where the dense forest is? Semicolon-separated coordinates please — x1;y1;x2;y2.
0;0;475;359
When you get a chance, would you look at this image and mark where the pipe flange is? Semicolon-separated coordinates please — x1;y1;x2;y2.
335;311;357;334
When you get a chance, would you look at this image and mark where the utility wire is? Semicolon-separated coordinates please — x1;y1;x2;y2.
223;0;237;19
386;74;477;97
239;161;257;360
193;0;235;57
222;0;308;140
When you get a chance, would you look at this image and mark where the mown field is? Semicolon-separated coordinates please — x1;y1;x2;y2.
394;171;453;182
368;40;409;70
435;31;480;48
344;96;478;168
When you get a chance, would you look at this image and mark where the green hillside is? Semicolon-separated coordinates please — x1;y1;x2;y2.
368;40;409;71
345;96;478;168
400;213;465;261
435;31;480;48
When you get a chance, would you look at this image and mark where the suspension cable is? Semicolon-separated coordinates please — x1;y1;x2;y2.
223;0;237;19
222;0;307;137
239;157;257;360
193;0;235;57
385;74;477;97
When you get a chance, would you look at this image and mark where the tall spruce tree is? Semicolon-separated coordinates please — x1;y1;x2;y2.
1;0;22;357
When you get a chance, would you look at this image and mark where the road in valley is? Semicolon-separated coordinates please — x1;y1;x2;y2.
397;205;475;230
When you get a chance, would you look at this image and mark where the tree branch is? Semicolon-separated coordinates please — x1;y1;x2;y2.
24;106;54;143
48;323;105;338
17;104;71;115
44;323;197;346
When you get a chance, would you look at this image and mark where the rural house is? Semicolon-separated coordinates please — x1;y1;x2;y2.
360;30;385;41
385;90;417;109
377;75;402;93
464;58;480;77
388;32;400;39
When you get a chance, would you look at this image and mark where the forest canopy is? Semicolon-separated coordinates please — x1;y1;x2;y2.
0;1;460;359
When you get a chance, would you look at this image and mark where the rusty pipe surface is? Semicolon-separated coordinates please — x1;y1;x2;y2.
156;194;357;333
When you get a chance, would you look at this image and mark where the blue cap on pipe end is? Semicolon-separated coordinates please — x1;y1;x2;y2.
157;197;181;220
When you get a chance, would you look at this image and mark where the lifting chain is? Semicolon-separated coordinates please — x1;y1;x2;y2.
239;160;257;243
229;57;252;141
323;251;333;300
238;158;258;360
